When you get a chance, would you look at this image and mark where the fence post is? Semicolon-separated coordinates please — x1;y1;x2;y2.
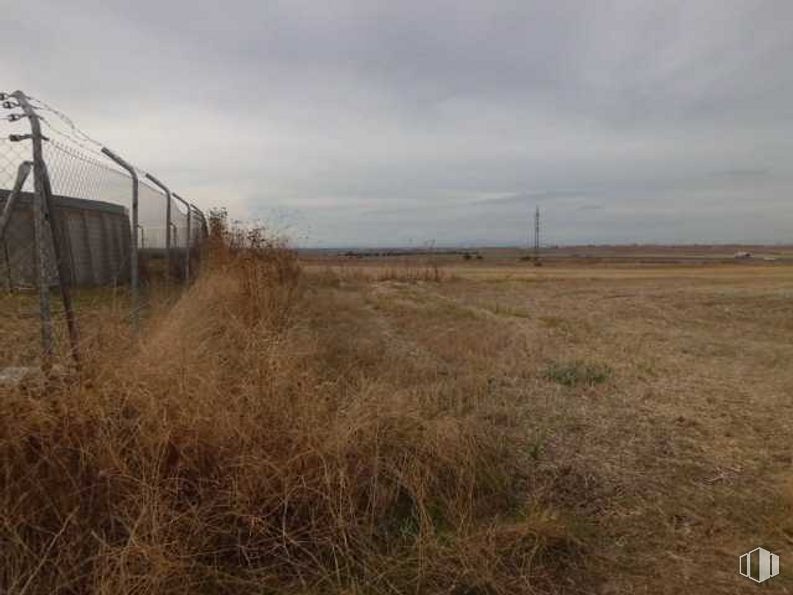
187;205;201;274
186;204;191;280
171;223;178;263
144;173;172;285
200;210;208;239
12;90;81;368
32;172;54;367
101;147;140;329
173;193;190;283
0;161;32;242
1;161;33;293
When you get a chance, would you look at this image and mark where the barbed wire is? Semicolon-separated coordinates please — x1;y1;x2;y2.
28;95;105;150
18;94;163;188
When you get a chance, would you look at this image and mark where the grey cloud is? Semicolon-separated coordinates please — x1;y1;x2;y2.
2;0;792;246
470;190;591;206
711;168;770;179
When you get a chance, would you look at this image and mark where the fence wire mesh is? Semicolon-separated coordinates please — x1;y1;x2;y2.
138;178;169;249
0;137;32;191
0;90;209;370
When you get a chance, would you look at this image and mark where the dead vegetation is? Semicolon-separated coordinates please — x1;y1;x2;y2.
0;235;585;594
5;239;793;593
306;255;793;593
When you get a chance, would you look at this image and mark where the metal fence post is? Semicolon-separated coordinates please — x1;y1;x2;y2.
196;209;208;273
200;210;208;239
12;90;80;368
32;173;54;366
171;223;178;262
186;205;200;274
0;161;33;293
101;147;140;329
41;149;81;368
186;204;191;280
0;161;32;242
144;173;172;284
10;94;53;365
173;193;190;283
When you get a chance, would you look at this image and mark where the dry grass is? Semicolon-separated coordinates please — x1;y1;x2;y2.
402;261;793;594
0;241;583;594
543;361;611;387
314;261;450;285
6;244;793;593
307;255;793;593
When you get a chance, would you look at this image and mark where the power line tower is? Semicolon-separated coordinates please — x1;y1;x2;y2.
533;206;541;265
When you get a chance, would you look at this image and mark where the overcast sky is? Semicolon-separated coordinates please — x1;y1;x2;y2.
3;0;793;246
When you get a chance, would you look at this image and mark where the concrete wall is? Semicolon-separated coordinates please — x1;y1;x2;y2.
0;191;130;288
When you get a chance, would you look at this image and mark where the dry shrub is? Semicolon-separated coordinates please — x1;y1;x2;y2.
324;262;448;284
0;237;579;593
374;261;446;283
309;261;452;287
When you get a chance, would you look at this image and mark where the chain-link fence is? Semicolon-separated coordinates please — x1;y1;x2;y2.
0;90;208;371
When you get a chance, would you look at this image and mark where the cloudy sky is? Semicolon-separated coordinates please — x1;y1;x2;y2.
3;0;793;246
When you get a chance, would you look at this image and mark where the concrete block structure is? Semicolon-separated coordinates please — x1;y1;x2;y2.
0;190;130;288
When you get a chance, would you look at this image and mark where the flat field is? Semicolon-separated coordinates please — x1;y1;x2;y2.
305;250;793;593
3;245;793;593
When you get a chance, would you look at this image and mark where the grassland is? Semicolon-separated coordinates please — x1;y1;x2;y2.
2;245;793;593
307;251;793;593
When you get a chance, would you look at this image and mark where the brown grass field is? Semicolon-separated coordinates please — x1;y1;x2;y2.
2;243;793;593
